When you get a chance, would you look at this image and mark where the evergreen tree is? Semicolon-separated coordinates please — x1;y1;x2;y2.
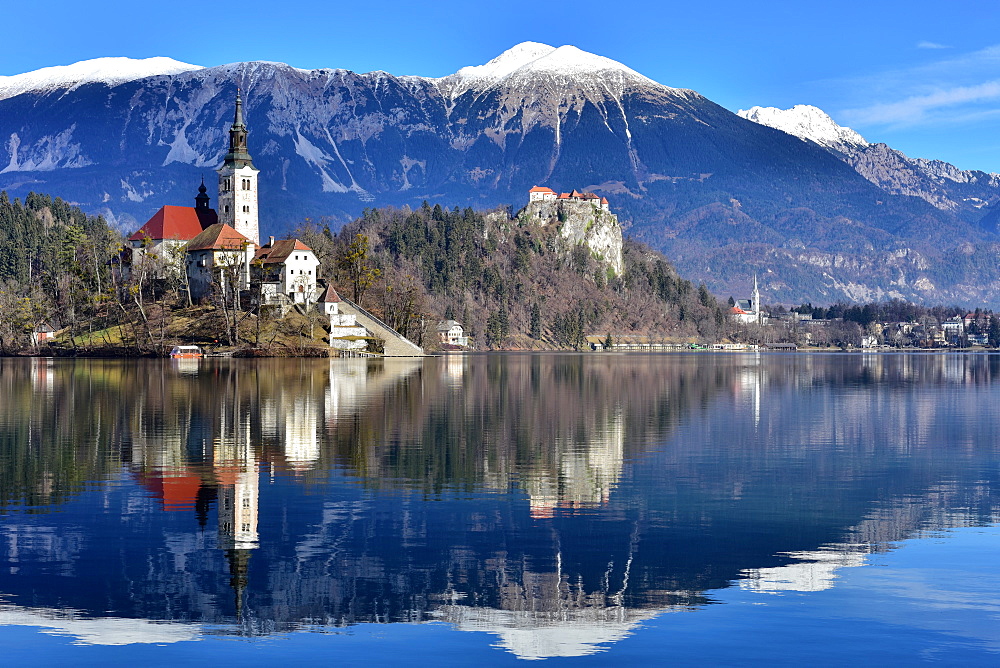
529;302;542;339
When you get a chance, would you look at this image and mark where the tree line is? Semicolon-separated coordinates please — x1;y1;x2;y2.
0;191;121;353
294;202;731;349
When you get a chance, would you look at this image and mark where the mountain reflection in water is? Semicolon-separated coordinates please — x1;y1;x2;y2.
1;353;999;659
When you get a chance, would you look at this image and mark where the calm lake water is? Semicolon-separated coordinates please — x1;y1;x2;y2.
0;353;998;665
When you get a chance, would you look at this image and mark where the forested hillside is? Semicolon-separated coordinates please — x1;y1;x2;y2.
0;191;119;352
0;191;728;353
300;203;730;349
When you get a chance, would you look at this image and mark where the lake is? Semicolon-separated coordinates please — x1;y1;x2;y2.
0;353;998;665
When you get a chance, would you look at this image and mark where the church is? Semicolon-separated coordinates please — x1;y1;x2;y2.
731;275;765;324
126;92;318;303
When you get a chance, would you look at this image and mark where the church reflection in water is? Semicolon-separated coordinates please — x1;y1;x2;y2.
2;354;1000;658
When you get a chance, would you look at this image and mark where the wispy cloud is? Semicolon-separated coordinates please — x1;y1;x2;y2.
917;41;950;50
845;81;1000;125
834;44;1000;129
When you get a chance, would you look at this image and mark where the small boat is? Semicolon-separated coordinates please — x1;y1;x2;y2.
170;345;204;359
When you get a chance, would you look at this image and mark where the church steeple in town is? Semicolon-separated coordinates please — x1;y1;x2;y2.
217;88;260;245
223;89;254;170
195;177;210;210
752;274;760;315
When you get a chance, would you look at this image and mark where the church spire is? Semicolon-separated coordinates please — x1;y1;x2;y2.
223;89;254;169
216;88;260;245
195;176;210;210
751;274;761;316
233;89;245;128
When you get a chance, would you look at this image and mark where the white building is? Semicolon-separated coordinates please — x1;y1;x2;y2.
437;320;469;347
184;223;254;301
731;275;764;325
253;237;320;305
528;186;558;202
317;284;368;350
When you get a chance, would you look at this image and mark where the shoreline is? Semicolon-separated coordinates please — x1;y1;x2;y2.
4;346;998;359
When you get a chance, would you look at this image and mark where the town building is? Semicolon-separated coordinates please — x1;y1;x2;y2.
437;320;469;347
731;275;765;324
317;284;368;351
127;181;218;276
184;223;255;301
253;237;320;305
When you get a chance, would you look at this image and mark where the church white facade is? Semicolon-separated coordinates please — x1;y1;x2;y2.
732;275;764;324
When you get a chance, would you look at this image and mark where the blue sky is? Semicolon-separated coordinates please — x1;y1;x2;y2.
5;0;1000;171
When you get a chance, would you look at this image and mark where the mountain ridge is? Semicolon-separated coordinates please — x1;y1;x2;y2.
0;57;203;101
2;44;1000;305
739;104;1000;218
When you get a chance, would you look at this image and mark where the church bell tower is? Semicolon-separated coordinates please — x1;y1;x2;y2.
217;90;260;245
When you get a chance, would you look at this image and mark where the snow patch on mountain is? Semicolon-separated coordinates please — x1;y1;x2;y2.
739;103;1000;213
450;42;556;84
738;105;869;149
0;57;202;101
438;42;661;99
1;127;91;172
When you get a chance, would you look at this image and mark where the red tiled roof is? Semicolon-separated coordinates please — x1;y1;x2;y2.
557;192;570;199
731;306;748;314
601;197;609;204
254;238;313;264
318;284;341;303
186;223;251;251
529;186;555;193
129;205;216;242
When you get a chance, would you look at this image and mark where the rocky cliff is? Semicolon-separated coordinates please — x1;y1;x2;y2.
517;199;624;276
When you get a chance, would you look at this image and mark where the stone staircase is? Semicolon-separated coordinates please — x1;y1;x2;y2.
337;297;425;357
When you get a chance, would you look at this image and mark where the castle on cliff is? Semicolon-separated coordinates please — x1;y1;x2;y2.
519;185;623;276
529;186;610;211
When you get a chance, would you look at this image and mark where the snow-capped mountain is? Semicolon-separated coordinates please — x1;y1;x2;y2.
737;105;868;150
739;104;1000;214
0;57;202;101
3;44;1000;305
437;42;660;99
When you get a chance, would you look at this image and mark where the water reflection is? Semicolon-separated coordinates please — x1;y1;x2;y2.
1;354;999;658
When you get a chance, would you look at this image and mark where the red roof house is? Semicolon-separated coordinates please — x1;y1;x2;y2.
187;223;251;251
129;205;217;243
